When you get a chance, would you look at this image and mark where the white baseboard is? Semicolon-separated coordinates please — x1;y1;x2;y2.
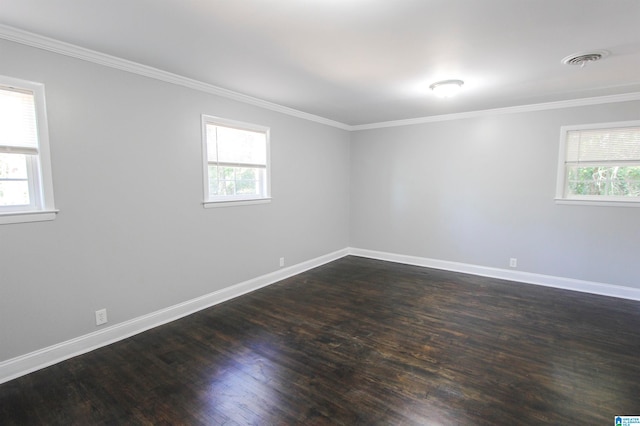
0;248;349;385
3;246;638;385
348;247;640;302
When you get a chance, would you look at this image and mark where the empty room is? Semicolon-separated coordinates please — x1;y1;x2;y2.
1;1;639;424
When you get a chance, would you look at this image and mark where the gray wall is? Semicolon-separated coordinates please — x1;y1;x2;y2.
2;35;638;365
0;39;350;361
350;101;640;288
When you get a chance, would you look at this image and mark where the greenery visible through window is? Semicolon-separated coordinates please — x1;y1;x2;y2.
557;121;640;204
202;116;270;204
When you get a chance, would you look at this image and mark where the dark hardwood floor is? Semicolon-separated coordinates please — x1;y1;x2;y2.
1;256;639;425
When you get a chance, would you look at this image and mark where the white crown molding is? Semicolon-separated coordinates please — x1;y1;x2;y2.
0;24;351;131
348;247;640;301
1;25;639;133
349;92;640;131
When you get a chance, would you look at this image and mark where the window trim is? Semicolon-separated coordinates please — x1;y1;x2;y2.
0;76;57;224
555;120;640;207
201;115;271;208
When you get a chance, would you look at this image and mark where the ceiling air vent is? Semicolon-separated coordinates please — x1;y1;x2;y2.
562;50;609;67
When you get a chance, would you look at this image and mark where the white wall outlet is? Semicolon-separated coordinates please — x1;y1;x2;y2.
509;258;518;268
279;257;285;267
95;308;108;326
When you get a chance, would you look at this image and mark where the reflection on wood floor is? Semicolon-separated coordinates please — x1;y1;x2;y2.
1;256;639;425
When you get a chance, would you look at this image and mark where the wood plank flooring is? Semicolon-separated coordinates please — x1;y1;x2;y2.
1;256;639;425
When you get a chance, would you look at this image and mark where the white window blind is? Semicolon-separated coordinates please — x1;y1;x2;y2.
0;86;39;155
565;127;640;164
206;125;267;168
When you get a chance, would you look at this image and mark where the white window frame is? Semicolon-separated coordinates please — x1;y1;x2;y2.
201;115;271;208
555;120;640;207
0;75;57;224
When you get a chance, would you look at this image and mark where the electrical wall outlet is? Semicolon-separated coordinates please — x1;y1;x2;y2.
279;257;285;267
509;258;518;268
95;308;108;326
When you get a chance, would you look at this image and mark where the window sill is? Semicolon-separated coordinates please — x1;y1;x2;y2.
203;198;272;208
555;198;640;208
0;209;59;225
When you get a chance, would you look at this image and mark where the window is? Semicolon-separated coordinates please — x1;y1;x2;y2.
201;115;270;207
0;76;56;224
556;120;640;206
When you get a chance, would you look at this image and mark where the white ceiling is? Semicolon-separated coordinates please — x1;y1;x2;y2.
1;0;639;126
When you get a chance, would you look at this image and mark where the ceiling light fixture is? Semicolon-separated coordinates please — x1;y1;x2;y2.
429;79;464;98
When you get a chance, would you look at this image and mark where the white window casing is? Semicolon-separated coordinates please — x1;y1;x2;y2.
555;120;640;207
201;115;271;208
0;75;57;224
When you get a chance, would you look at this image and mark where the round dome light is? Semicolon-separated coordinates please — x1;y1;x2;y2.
429;79;464;98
